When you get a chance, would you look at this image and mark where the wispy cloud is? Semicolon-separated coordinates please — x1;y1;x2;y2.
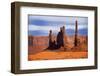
28;15;88;26
29;24;87;31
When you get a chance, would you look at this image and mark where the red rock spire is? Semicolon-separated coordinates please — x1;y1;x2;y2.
74;20;78;46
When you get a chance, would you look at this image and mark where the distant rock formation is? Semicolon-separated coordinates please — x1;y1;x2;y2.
48;30;57;49
48;26;68;50
74;20;78;47
48;20;80;50
56;27;64;48
28;36;49;54
28;36;33;46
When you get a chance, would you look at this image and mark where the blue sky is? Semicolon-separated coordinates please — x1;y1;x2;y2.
28;15;88;36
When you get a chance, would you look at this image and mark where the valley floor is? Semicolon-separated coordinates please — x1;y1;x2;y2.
28;50;88;61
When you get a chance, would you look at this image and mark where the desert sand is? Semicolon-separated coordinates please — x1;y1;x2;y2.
28;35;88;61
28;51;88;61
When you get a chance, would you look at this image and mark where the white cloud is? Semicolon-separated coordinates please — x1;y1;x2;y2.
29;24;87;31
29;15;88;25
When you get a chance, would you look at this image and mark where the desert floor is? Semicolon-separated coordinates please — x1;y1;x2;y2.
28;50;88;61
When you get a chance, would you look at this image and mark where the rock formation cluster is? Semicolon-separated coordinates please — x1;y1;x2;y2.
48;20;78;50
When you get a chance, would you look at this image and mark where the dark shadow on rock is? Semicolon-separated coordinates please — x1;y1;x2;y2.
47;27;64;50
